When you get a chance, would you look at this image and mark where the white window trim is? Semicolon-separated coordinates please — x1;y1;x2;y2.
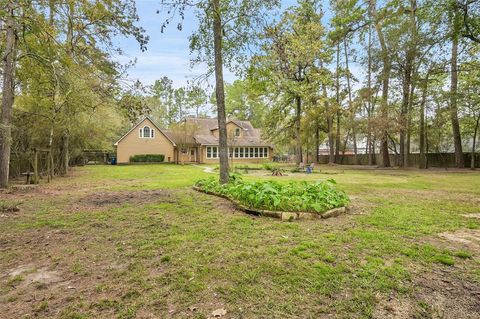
206;146;219;159
206;146;269;159
139;125;155;139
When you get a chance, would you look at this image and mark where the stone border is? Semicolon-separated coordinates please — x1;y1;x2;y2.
193;186;347;221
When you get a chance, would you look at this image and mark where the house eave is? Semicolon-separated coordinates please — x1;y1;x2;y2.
114;116;177;147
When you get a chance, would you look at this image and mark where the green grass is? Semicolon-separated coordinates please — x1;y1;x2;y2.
0;164;479;318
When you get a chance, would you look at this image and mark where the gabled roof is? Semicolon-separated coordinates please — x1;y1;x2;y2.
114;116;177;146
183;117;272;147
210;120;246;131
114;116;272;148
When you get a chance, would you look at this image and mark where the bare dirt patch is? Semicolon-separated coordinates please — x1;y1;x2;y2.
6;264;64;286
462;213;480;219
438;229;480;253
373;293;415;319
413;268;480;319
374;268;480;319
74;189;177;210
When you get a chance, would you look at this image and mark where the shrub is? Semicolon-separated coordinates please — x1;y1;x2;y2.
195;177;349;214
262;162;279;171
129;154;165;163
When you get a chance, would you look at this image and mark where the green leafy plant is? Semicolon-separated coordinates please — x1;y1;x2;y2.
195;177;349;214
262;162;279;171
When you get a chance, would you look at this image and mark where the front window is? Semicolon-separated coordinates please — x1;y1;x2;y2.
140;126;154;139
235;128;241;137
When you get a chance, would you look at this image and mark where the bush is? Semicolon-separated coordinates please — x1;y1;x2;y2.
129;154;165;163
262;162;279;171
195;177;349;214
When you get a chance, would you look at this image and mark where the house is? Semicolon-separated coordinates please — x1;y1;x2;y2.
114;116;274;164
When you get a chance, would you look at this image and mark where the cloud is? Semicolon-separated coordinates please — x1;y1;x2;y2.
119;53;236;88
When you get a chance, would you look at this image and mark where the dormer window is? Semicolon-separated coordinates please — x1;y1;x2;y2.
235;128;241;137
139;125;155;138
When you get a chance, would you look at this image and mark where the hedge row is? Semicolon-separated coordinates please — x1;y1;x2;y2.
129;154;165;163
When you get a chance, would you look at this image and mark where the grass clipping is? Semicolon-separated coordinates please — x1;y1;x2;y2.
195;174;349;215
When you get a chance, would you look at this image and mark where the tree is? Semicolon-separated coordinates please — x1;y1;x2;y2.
369;0;392;167
457;0;480;43
399;0;418;167
449;4;465;167
459;60;480;169
254;0;330;165
329;0;366;165
186;85;208;118
0;0;147;187
168;120;199;164
224;79;267;128
0;0;18;188
151;77;175;125
159;0;279;184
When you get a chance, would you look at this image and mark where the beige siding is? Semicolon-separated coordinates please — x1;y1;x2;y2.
211;122;243;139
116;118;175;163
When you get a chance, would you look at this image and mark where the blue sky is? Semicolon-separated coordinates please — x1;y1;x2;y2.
114;0;299;89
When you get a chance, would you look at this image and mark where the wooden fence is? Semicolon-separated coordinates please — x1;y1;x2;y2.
316;153;480;168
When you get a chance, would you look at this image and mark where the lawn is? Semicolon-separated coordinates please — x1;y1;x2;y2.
0;164;479;318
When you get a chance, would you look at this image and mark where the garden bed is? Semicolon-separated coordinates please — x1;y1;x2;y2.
193;176;349;220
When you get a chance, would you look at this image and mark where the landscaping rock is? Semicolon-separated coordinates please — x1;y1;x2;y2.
281;212;298;221
321;207;346;219
297;212;321;220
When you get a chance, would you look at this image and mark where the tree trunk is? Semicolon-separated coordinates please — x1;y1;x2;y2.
0;1;17;188
322;83;335;164
60;132;69;175
212;0;229;184
471;112;480;170
450;12;465;168
344;39;358;165
400;53;413;167
295;95;302;165
400;0;417;168
367;22;375;166
335;43;341;163
419;75;428;169
48;118;55;180
406;80;416;167
370;0;391;167
315;125;320;163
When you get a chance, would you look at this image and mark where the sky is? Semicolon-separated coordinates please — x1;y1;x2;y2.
114;0;299;89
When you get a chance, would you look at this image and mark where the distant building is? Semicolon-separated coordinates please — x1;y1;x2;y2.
114;116;273;164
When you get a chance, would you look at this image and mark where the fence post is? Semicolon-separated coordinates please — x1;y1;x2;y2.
33;148;39;184
47;149;53;182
